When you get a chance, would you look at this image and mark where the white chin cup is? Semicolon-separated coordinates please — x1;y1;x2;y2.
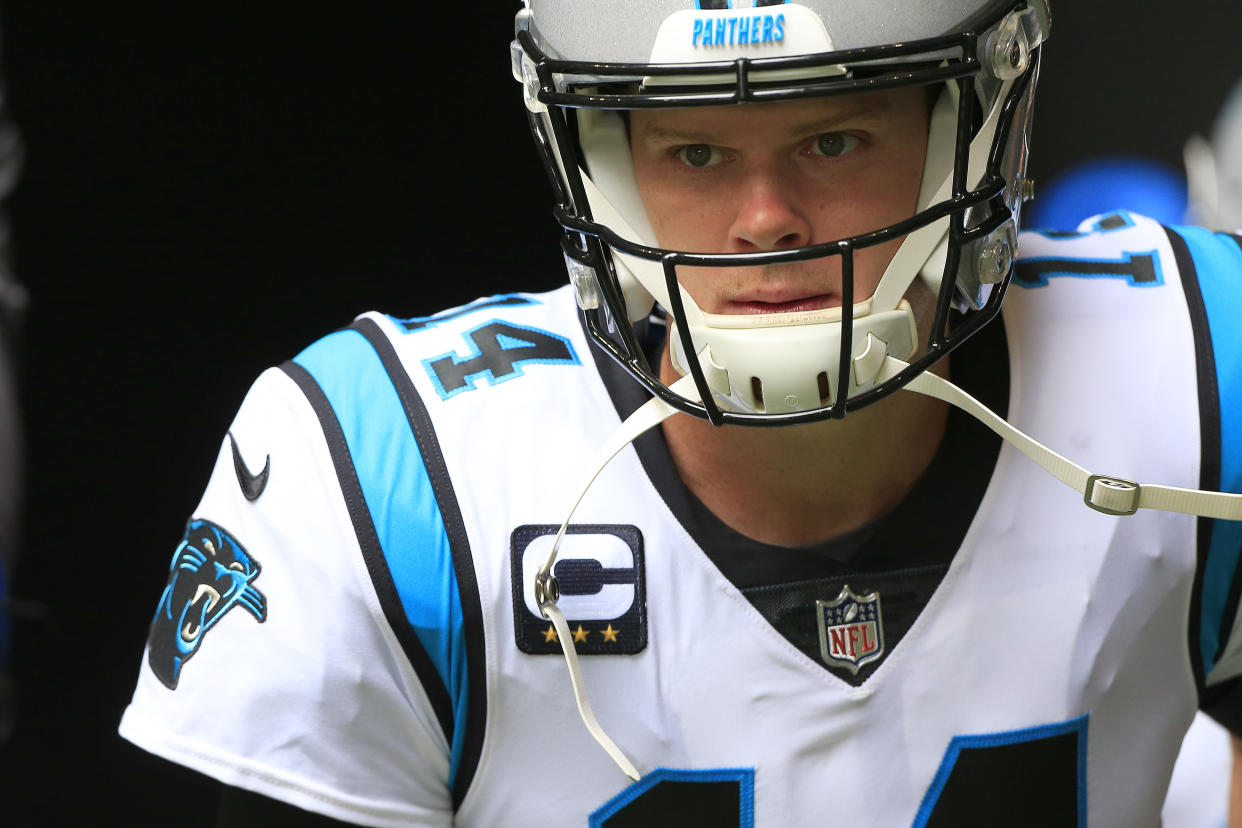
669;299;918;414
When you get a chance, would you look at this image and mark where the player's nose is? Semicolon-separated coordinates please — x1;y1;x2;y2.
728;166;812;252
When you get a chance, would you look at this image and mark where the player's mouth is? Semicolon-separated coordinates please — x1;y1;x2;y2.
724;292;839;315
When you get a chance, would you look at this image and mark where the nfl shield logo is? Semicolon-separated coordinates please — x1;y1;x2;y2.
816;585;884;673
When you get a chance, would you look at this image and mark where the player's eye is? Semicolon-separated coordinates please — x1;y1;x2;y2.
676;144;723;168
811;133;861;158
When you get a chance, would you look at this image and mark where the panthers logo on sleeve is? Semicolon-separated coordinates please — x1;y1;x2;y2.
147;519;267;690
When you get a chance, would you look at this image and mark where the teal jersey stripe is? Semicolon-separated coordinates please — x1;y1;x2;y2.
294;328;470;778
1175;226;1242;674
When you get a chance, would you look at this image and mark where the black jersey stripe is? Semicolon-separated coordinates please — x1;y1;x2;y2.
279;359;457;740
1164;226;1221;693
1214;237;1242;689
349;317;487;809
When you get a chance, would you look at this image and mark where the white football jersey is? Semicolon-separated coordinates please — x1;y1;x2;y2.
120;212;1242;827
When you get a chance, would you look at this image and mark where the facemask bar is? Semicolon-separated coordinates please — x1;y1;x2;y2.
563;174;1000;426
516;28;977;111
571;75;1029;428
518;6;1041;427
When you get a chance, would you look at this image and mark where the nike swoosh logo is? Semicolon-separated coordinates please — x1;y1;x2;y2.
228;432;269;501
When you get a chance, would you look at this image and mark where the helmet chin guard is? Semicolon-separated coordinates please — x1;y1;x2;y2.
514;0;1049;426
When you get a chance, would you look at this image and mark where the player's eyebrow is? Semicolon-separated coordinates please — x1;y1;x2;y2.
631;123;716;145
787;101;891;136
634;100;888;145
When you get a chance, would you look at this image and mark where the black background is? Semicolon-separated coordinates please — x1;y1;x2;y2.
1;2;1239;823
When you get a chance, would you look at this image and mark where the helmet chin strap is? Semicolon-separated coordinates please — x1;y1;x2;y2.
535;340;1242;783
874;354;1242;520
534;374;702;783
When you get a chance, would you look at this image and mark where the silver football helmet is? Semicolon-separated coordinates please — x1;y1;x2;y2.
512;0;1049;426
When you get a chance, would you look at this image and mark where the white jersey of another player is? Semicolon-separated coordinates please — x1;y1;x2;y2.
121;212;1242;827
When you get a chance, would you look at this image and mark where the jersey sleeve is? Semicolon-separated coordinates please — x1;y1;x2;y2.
1165;227;1242;697
118;365;455;827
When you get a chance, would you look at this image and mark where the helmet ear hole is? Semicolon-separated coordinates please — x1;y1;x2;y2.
817;372;832;405
750;377;765;411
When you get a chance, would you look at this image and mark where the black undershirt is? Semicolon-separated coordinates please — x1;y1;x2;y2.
591;312;1009;586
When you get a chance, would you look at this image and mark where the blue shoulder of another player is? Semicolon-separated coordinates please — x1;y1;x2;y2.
1018;214;1242;684
282;314;487;808
1163;225;1242;497
1162;225;1242;685
1165;224;1242;441
1016;216;1241;492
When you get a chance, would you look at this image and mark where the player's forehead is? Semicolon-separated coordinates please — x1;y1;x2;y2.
628;87;930;145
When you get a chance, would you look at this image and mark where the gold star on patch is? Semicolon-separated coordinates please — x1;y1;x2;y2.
573;624;589;643
542;625;558;643
601;624;619;643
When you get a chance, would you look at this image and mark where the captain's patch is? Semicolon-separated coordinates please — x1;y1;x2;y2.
511;524;646;655
147;519;267;690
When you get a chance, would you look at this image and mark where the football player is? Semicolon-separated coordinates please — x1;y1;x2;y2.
1187;76;1242;233
120;1;1242;825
